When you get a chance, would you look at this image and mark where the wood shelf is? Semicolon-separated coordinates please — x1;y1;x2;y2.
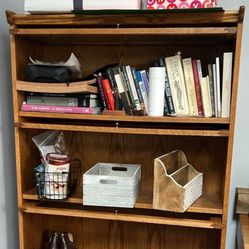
23;187;223;215
6;9;241;27
12;27;237;36
15;122;229;137
21;202;223;230
19;111;230;125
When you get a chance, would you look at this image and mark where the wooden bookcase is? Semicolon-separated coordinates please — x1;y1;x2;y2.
6;7;245;249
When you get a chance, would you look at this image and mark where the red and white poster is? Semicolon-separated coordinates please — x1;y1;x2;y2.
147;0;217;10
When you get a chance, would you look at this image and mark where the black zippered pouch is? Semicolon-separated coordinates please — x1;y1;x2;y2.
26;64;70;83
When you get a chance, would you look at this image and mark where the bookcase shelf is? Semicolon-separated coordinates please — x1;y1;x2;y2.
11;27;237;36
19;111;230;124
7;7;244;249
22;202;223;230
23;187;223;215
15;122;230;137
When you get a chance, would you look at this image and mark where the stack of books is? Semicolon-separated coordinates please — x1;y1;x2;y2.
21;93;102;114
97;51;233;118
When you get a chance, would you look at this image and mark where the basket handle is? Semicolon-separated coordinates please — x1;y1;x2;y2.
99;179;118;185
111;167;127;172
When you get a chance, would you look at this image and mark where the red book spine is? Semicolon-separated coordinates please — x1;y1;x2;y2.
192;59;204;116
102;79;115;111
21;103;100;114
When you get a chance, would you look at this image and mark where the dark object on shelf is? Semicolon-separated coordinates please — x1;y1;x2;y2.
34;159;81;201
26;64;71;83
46;232;60;249
46;232;77;249
61;233;77;249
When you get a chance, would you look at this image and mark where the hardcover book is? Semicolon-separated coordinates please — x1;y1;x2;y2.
182;58;198;116
215;57;221;118
200;76;212;117
126;65;141;111
21;102;102;114
221;52;233;118
192;59;204;116
136;71;149;114
208;64;216;116
113;67;131;114
165;53;189;116
159;57;175;115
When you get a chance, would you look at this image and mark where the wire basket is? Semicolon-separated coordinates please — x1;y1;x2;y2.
34;159;81;201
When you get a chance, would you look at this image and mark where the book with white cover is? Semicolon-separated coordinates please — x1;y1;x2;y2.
25;0;141;13
83;0;141;10
165;53;189;115
25;0;73;13
212;64;218;117
221;52;233;118
215;57;221;118
200;76;212;117
208;64;215;117
182;58;198;116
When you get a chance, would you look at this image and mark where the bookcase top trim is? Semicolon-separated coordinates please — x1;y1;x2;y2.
6;7;244;28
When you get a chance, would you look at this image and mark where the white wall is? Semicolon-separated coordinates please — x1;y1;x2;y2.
0;1;23;249
218;1;249;248
0;2;248;249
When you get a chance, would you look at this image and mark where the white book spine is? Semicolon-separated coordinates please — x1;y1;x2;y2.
182;58;198;116
215;57;221;118
212;64;218;117
221;52;233;118
200;76;212;117
208;64;215;117
126;66;141;111
165;54;189;115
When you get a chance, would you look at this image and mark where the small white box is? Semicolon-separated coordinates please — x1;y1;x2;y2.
83;163;141;208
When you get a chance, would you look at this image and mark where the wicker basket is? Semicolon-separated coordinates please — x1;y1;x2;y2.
153;150;203;213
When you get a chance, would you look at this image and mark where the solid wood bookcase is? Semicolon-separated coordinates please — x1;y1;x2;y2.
6;7;245;249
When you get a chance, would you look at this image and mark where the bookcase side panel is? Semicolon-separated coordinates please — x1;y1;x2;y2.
220;21;244;249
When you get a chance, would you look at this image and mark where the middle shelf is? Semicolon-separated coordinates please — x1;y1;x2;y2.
23;187;223;215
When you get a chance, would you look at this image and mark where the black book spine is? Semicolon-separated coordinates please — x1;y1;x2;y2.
113;67;131;114
159;57;175;115
120;65;133;106
131;66;143;105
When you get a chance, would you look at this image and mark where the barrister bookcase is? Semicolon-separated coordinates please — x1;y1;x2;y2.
6;6;245;249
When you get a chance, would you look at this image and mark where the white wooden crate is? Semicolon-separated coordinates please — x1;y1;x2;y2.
83;163;141;208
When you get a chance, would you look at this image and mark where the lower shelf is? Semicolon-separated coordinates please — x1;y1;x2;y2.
23;212;222;249
22;187;223;215
21;202;223;230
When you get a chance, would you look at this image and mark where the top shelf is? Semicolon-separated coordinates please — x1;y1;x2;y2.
6;7;245;29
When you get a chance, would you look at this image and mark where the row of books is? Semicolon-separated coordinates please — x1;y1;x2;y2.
21;93;102;114
21;51;233;118
98;52;233;118
163;52;233;118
